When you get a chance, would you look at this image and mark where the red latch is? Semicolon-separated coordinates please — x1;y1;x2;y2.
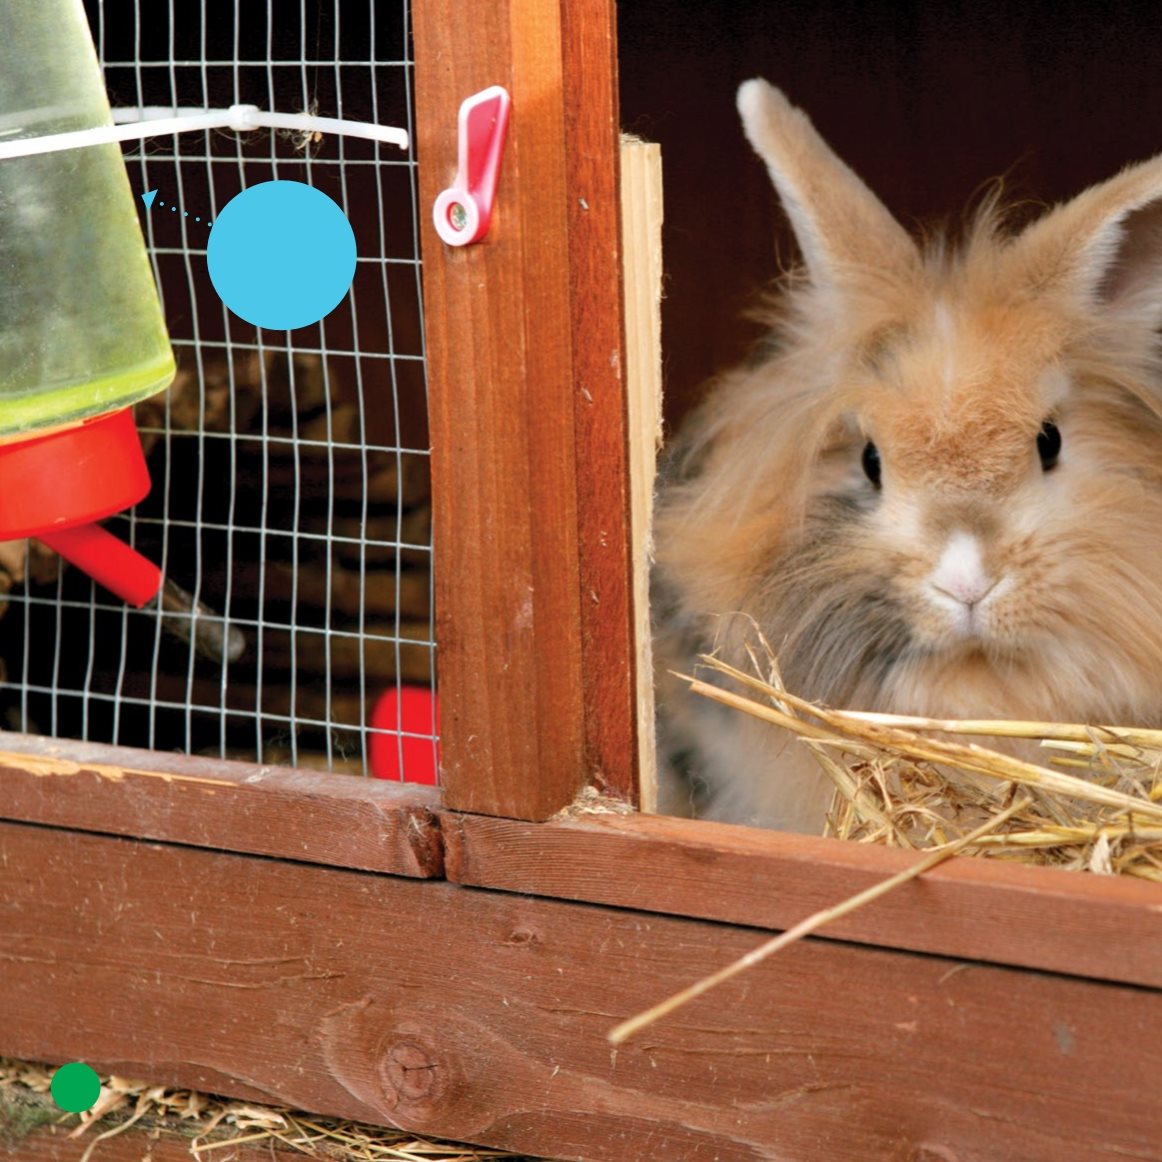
432;86;512;246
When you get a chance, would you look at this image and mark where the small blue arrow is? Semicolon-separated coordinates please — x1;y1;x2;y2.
141;189;158;209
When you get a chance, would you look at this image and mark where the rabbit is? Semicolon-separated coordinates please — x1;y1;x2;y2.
652;78;1162;833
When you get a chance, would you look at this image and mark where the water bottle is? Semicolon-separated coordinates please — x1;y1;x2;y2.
0;0;175;605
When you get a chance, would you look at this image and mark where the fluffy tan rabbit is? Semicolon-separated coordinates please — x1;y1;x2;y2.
653;78;1162;832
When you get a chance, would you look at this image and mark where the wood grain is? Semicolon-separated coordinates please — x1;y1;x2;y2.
0;733;442;878
443;808;1162;990
3;821;1161;1162
620;135;664;814
415;0;638;817
560;1;638;807
415;0;587;819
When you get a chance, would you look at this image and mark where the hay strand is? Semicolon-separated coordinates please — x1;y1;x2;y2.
608;796;1031;1045
616;644;1162;1043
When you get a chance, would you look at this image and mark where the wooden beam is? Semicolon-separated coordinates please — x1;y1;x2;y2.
415;0;583;820
0;734;442;878
443;809;1162;989
5;726;1159;993
561;2;638;807
5;727;1159;993
414;0;635;819
2;822;1160;1162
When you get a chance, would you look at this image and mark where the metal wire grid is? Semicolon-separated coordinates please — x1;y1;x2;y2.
0;0;438;779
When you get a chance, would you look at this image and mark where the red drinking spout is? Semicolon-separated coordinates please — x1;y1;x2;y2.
0;407;162;607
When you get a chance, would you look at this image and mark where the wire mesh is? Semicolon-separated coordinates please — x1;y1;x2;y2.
0;0;438;781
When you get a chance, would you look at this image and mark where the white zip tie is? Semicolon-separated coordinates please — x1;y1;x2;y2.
0;103;408;161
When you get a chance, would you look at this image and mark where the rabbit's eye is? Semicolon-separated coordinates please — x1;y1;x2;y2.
1037;421;1061;471
861;441;882;489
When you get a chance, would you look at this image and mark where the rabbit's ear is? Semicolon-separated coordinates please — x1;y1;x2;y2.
1009;155;1162;326
737;79;918;296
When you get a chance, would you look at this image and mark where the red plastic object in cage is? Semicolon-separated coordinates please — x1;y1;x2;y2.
0;408;162;607
370;686;440;784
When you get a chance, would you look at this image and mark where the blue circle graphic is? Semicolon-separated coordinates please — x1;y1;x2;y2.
207;181;356;330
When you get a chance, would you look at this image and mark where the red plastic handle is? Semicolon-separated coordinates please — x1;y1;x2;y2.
432;86;511;246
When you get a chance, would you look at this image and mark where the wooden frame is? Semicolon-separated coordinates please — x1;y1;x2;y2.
5;751;1162;1161
416;0;635;819
3;2;1162;1160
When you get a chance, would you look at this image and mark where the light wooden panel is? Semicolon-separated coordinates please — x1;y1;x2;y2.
620;135;664;814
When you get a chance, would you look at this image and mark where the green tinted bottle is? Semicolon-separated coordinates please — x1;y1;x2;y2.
0;0;175;438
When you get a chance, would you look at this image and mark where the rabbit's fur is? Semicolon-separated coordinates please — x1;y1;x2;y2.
653;80;1162;832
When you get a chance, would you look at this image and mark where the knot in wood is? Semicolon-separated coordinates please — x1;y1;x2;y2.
383;1041;441;1102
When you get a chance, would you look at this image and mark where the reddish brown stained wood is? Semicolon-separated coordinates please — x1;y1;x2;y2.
443;808;1162;990
0;732;442;878
414;0;638;817
4;821;1162;1162
415;0;589;820
560;2;638;806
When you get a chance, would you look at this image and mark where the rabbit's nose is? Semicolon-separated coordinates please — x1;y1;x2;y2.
927;531;997;607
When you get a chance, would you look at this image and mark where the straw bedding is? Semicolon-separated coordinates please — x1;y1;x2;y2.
685;639;1162;879
0;1059;541;1162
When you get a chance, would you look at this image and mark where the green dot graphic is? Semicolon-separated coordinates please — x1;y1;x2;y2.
50;1062;101;1113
